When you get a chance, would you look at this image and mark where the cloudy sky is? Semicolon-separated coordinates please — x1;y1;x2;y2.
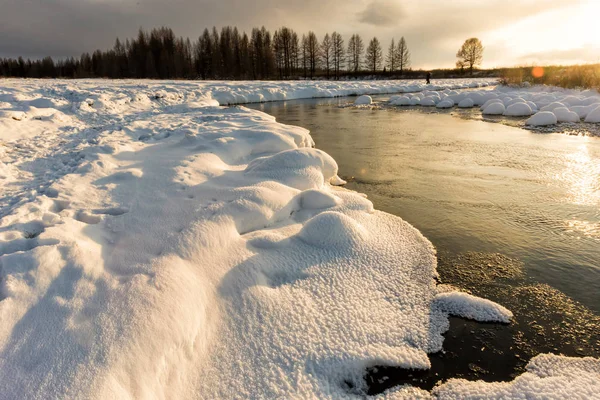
1;0;599;68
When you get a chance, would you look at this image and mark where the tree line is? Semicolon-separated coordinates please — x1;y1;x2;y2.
0;26;412;80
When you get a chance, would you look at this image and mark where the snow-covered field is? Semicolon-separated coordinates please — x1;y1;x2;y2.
0;79;598;399
388;84;600;127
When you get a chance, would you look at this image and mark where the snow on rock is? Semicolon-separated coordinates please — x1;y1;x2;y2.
540;101;567;112
482;102;506;115
584;105;600;123
458;98;475;108
420;97;437;107
354;95;373;105
504;102;533;117
390;95;411;106
526;111;558;126
436;99;454;109
553;107;580;123
434;354;600;399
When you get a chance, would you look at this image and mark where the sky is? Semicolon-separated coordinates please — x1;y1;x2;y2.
1;0;599;69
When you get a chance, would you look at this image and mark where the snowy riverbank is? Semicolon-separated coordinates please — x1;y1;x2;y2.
387;84;600;128
0;79;598;398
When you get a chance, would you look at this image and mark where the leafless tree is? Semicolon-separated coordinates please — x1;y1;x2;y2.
347;34;364;73
306;31;319;79
331;32;344;80
456;37;483;76
364;37;383;73
395;36;410;75
386;38;396;72
321;33;332;79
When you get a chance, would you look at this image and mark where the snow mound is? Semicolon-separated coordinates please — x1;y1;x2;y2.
355;95;373;105
540;102;566;112
436;99;454;109
458;98;475;108
504;102;533;117
245;148;341;190
482;102;506;115
553;107;580;123
526;111;558;126
420;97;437;107
584;105;600;123
298;211;368;248
390;96;411;106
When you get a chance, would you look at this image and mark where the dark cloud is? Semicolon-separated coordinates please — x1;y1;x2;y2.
0;0;588;68
358;0;405;26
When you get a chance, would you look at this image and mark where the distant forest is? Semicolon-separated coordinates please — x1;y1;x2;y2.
0;26;426;80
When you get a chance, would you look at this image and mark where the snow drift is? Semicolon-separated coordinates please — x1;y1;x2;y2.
0;79;596;399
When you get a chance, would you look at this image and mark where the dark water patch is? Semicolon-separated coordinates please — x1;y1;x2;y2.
364;251;600;395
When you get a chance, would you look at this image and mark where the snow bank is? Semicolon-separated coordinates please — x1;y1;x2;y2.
0;79;595;398
386;83;600;129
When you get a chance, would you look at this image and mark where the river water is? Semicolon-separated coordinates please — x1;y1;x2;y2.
248;96;600;391
249;96;600;313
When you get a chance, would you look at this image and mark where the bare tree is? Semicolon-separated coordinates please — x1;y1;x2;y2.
306;31;319;79
320;33;332;79
331;32;344;80
364;37;383;73
395;37;410;75
301;34;308;79
386;38;396;73
456;38;483;76
347;34;364;73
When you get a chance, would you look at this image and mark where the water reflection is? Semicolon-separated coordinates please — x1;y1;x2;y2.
248;97;600;313
561;142;600;206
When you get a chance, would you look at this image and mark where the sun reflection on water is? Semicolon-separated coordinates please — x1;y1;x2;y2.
559;142;600;207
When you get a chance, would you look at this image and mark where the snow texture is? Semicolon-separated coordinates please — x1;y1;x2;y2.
434;353;600;399
0;78;595;399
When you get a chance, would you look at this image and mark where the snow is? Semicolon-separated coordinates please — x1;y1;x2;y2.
434;290;512;323
584;105;600;123
0;78;596;398
354;95;373;105
504;102;533;117
553;107;580;123
482;102;506;115
386;83;600;128
434;353;600;399
390;95;411;106
436;99;454;109
526;111;558;126
458;98;475;108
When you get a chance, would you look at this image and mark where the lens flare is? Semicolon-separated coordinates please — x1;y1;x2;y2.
532;67;544;78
